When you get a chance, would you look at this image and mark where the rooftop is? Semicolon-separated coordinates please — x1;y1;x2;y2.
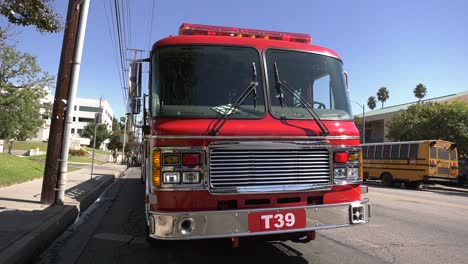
356;90;468;118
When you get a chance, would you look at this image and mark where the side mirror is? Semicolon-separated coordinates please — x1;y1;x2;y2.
343;71;349;88
129;62;142;99
130;98;141;115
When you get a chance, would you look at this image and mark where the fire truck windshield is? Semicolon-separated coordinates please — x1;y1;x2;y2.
265;49;352;120
151;45;265;118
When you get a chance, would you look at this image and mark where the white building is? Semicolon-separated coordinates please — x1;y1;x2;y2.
71;98;113;136
34;88;54;141
33;95;114;148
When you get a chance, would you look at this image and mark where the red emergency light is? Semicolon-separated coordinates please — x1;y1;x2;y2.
179;23;312;44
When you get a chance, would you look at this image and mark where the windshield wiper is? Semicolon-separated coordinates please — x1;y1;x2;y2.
273;62;329;136
209;62;259;136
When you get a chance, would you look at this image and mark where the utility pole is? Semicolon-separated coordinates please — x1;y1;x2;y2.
352;100;366;144
90;98;102;178
41;0;83;205
121;115;127;165
55;0;90;205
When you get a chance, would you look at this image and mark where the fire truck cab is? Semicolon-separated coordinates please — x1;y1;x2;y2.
129;23;370;245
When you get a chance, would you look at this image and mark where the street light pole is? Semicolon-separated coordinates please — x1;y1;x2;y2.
352;100;366;144
90;97;102;179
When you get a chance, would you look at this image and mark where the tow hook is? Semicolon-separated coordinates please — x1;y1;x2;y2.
231;237;239;248
292;231;316;243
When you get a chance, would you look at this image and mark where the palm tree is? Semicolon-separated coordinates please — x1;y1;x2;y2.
377;87;390;108
367;96;377;110
413;83;427;102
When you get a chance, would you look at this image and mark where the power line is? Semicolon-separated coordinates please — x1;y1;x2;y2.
147;0;156;48
103;0;125;100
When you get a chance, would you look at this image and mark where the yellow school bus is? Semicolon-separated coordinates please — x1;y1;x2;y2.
361;140;458;188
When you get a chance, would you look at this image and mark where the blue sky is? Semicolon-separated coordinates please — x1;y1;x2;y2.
2;0;468;118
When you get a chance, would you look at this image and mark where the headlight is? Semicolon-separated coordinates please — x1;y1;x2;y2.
182;172;200;183
163;172;180;184
347;168;360;181
334;168;347;179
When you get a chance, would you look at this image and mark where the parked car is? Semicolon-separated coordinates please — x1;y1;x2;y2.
459;157;468;184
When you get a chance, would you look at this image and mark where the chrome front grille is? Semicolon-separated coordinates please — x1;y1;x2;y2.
209;142;331;190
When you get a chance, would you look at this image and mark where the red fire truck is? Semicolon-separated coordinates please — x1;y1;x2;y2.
129;23;370;247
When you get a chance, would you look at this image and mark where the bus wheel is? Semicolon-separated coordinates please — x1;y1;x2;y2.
406;181;422;189
381;173;394;187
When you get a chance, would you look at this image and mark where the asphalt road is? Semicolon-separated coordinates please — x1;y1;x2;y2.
37;169;468;264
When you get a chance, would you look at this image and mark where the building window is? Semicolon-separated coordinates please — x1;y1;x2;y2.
73;117;76;122
78;117;95;123
77;129;83;135
79;106;100;112
71;128;75;134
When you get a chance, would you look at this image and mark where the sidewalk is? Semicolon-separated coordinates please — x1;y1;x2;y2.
0;163;127;264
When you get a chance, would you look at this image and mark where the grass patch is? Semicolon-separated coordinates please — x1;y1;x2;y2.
28;154;106;165
0;153;44;186
3;141;48;152
84;147;112;155
0;154;91;187
69;155;106;165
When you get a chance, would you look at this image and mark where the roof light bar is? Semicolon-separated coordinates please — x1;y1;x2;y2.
179;23;312;44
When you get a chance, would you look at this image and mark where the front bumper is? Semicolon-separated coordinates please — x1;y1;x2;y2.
147;198;370;240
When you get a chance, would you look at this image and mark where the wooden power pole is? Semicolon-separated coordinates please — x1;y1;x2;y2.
41;0;82;204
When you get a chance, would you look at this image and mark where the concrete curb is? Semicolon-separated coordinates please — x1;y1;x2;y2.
0;206;78;264
0;166;127;264
77;175;115;212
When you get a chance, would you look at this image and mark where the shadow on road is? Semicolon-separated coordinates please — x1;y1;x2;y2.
105;238;309;264
74;175;310;264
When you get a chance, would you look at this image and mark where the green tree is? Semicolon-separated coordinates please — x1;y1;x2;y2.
107;116;137;155
377;87;390;108
107;117;123;151
81;123;110;149
367;96;377;110
386;101;468;155
413;83;427;102
0;0;62;33
0;43;52;153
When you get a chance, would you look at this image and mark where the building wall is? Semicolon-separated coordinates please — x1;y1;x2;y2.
70;98;113;137
32;95;114;146
359;91;467;143
32;89;53;141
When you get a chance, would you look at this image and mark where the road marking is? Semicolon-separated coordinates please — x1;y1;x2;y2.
369;192;468;210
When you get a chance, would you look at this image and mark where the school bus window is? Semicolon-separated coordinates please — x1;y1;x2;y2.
383;145;391;159
400;144;409;159
391;144;400;159
430;147;436;159
369;146;375;159
438;149;449;160
449;149;456;160
375;145;383;159
409;144;419;159
362;146;368;159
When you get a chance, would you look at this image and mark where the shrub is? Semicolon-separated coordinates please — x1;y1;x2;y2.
69;149;87;156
